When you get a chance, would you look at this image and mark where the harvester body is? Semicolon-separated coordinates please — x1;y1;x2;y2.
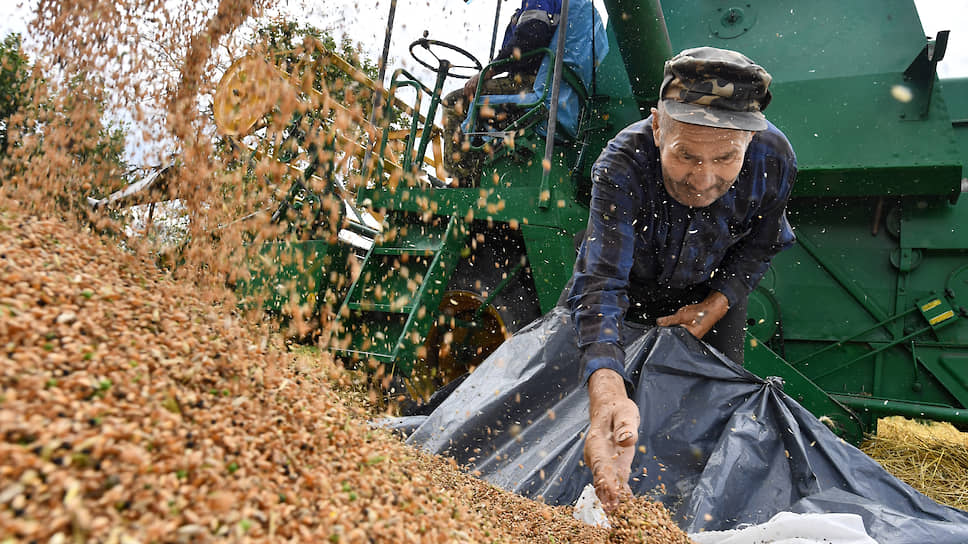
225;0;968;443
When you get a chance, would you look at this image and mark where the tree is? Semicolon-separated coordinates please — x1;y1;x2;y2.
0;34;33;157
0;32;129;216
256;20;380;97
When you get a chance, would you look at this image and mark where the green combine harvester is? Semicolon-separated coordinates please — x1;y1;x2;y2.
215;0;968;445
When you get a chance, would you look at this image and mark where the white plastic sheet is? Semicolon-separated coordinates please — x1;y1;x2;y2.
572;483;611;528
689;512;878;544
404;308;968;543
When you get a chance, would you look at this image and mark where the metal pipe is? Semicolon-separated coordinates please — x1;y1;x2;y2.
489;0;503;61
791;306;918;365
602;0;672;105
414;61;451;172
362;0;398;174
830;394;968;427
539;0;570;208
376;0;397;85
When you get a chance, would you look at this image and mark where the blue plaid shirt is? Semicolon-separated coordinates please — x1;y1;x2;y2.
568;116;797;387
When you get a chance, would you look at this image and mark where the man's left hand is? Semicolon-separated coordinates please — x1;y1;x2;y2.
656;290;730;339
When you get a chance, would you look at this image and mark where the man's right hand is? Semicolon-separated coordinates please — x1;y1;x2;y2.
463;72;482;103
585;368;640;512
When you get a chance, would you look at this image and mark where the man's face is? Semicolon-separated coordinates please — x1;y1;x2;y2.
651;108;753;207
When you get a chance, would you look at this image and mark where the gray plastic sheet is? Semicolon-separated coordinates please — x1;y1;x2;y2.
401;307;968;543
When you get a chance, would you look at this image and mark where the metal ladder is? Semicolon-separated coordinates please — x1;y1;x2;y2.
330;212;468;375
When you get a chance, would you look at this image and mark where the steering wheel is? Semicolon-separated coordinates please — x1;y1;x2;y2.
409;38;482;80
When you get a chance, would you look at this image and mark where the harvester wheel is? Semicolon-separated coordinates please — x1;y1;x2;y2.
408;238;541;404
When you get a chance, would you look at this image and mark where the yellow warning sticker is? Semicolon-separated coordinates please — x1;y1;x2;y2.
929;310;955;325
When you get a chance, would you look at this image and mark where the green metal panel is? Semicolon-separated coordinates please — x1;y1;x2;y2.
519;225;577;313
901;196;968;249
770;75;962;197
750;193;968;431
237;240;341;316
332;212;468;374
663;1;924;79
939;77;968;181
592;24;639;100
942;78;968;123
602;0;672;103
774;198;902;341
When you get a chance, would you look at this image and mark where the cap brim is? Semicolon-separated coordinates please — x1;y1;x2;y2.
662;99;767;131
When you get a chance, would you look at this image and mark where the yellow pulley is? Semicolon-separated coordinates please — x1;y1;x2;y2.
213;55;297;137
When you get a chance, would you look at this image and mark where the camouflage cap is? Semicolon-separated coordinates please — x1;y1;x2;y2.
659;46;772;131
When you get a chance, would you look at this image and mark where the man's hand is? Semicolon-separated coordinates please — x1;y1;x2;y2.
463;72;482;103
656;290;730;339
585;369;639;512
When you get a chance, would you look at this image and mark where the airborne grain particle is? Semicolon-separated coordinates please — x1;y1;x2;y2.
0;1;690;541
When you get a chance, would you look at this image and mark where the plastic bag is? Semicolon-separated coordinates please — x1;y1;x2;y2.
690;511;877;544
404;308;968;543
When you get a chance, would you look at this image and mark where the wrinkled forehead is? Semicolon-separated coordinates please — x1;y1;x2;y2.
662;116;752;150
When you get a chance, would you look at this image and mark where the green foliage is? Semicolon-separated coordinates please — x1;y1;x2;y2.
256;20;379;99
0;32;129;210
57;73;130;199
0;34;33;157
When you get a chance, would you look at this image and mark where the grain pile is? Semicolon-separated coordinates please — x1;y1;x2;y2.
0;0;695;539
862;416;968;511
608;497;695;544
0;205;686;542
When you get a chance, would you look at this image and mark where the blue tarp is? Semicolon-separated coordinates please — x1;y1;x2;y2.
398;307;968;543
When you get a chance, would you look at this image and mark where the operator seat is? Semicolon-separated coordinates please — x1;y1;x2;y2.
461;0;608;142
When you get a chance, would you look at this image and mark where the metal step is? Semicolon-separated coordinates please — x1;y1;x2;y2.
329;212;467;372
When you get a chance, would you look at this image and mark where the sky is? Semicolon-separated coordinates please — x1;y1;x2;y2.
3;0;967;80
1;0;966;166
271;0;968;94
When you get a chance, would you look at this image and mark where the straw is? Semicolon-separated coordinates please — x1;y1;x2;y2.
861;416;968;511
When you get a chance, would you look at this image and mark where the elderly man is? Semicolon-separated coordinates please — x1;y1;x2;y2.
567;47;798;510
